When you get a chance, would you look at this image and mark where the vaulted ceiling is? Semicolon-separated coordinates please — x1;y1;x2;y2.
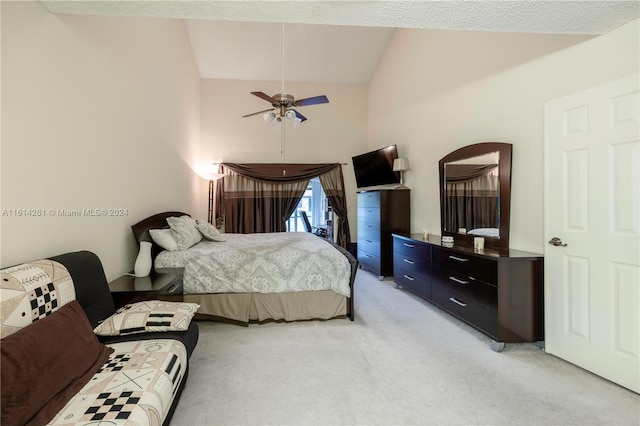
40;1;640;84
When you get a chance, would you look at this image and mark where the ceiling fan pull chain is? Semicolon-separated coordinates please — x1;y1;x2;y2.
281;113;286;162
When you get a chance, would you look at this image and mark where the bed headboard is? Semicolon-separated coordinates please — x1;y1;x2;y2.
131;211;189;261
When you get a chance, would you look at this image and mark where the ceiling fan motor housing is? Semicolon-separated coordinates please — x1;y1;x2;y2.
273;93;294;107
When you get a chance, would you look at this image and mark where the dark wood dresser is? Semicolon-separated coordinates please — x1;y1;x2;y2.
357;189;410;279
393;233;544;351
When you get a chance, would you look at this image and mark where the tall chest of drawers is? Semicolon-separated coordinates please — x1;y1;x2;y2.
357;189;410;279
393;233;544;351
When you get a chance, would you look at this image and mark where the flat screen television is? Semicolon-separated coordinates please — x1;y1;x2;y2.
352;145;400;188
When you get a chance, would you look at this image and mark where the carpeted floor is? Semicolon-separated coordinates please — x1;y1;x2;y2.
171;269;640;425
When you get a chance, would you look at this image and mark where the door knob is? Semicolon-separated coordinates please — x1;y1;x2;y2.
548;237;567;247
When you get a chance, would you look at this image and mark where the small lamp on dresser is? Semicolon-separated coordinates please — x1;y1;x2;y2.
393;158;410;189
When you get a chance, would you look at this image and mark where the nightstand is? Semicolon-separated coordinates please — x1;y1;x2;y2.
108;268;184;309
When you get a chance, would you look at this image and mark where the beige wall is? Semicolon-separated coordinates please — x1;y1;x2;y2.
0;1;201;279
199;78;369;236
369;20;639;253
2;2;636;274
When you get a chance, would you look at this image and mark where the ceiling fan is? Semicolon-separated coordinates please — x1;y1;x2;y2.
242;24;329;125
242;92;329;124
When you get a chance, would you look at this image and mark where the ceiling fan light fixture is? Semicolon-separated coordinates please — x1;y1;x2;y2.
263;111;277;124
284;110;302;127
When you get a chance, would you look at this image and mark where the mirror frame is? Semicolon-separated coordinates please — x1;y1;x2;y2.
439;142;513;251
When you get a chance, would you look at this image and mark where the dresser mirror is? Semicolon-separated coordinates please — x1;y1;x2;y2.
439;142;512;250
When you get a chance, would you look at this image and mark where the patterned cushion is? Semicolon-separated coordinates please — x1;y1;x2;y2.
0;260;76;338
49;339;187;425
195;219;226;242
166;216;202;250
93;300;199;336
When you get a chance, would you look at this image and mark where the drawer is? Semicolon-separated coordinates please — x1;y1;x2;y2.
433;266;476;303
433;266;497;310
358;221;380;240
432;246;498;285
357;207;380;223
358;251;380;273
357;191;380;208
393;237;431;263
431;281;497;337
394;265;431;299
394;251;431;281
358;238;380;258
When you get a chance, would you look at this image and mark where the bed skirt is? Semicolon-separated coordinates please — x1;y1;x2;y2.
184;291;347;325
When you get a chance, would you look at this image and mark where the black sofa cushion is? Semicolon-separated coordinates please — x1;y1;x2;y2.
48;251;116;329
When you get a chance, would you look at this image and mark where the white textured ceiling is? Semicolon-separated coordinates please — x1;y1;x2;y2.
40;1;640;84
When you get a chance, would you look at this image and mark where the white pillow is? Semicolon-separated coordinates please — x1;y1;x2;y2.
195;219;226;242
149;229;179;251
167;215;203;250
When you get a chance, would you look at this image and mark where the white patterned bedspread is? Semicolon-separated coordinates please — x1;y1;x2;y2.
50;339;186;425
156;232;351;297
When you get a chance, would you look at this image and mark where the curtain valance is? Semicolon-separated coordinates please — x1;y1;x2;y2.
221;163;339;183
445;164;498;182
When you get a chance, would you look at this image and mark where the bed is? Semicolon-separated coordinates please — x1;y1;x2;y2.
131;212;357;325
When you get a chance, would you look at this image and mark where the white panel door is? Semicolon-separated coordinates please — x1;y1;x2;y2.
545;74;639;393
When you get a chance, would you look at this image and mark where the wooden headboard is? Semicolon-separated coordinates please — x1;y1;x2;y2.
131;211;189;260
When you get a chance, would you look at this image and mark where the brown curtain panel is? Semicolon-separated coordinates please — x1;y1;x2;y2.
219;163;351;248
318;166;351;248
211;178;224;228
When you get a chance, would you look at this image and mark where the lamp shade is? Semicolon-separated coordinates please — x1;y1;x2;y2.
393;158;410;172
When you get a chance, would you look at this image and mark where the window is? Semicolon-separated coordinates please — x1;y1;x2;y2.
287;178;328;232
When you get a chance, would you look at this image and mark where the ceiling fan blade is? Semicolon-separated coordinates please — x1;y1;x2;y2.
242;108;275;118
294;95;329;107
291;109;307;122
251;91;277;104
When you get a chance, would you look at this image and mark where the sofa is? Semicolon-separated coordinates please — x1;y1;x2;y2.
0;251;199;426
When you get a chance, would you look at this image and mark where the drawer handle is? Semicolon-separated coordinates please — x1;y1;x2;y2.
403;243;415;248
449;297;467;307
449;255;469;262
403;275;415;281
403;258;414;265
449;276;469;285
366;225;372;228
366;239;372;243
